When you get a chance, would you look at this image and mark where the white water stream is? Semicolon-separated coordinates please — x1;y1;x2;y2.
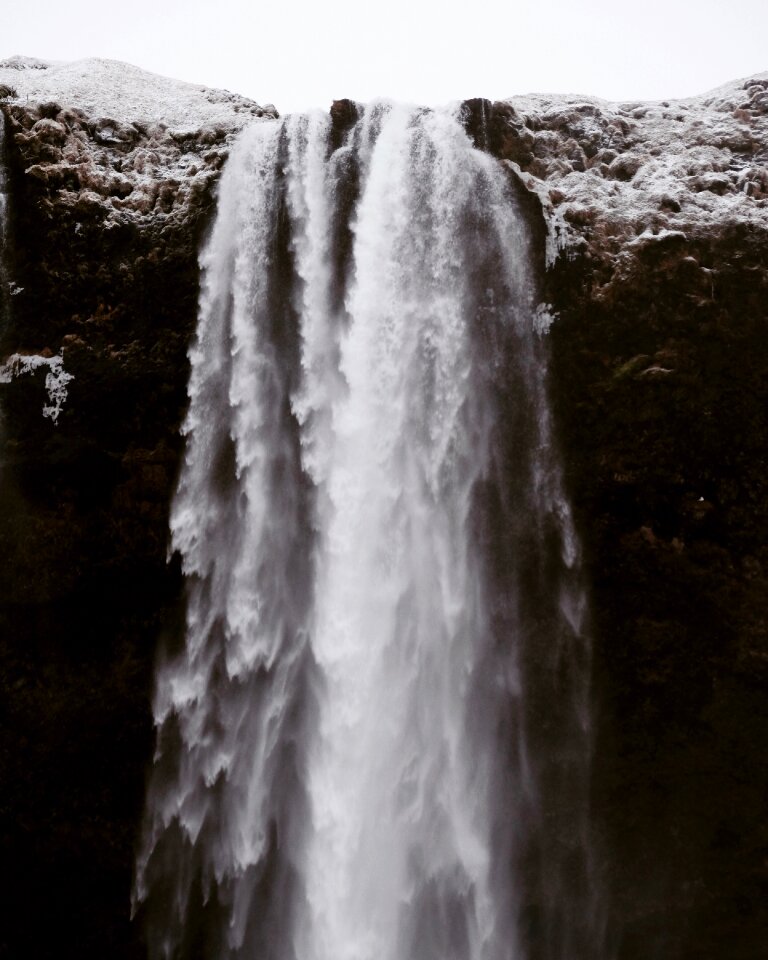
136;103;600;960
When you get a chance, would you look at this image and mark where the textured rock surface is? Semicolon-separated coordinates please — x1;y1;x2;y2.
465;77;768;959
0;55;278;231
1;58;767;960
466;73;768;263
0;57;277;960
463;79;768;957
547;226;768;960
499;79;768;960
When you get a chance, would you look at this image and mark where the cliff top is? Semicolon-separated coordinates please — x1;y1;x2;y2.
501;73;768;262
1;56;766;266
0;56;280;233
0;55;276;131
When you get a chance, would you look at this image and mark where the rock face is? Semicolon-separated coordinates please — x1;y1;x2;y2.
1;58;767;960
0;57;278;960
548;225;768;960
474;78;768;960
464;74;768;263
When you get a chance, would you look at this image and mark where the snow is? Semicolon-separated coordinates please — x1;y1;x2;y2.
0;55;273;132
627;228;688;246
0;352;74;423
506;72;768;259
532;302;556;335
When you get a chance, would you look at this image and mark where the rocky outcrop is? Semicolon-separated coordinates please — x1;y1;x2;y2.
464;74;768;262
1;59;767;960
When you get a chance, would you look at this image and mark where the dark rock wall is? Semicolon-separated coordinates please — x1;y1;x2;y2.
0;102;216;960
1;92;767;960
547;225;768;960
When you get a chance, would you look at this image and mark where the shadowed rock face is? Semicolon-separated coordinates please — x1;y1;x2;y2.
0;78;277;960
547;225;768;960
0;66;767;960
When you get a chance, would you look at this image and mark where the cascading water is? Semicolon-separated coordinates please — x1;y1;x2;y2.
135;102;602;960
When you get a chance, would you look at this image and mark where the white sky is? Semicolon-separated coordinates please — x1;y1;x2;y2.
4;0;767;114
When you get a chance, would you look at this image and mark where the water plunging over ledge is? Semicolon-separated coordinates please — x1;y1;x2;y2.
135;102;602;960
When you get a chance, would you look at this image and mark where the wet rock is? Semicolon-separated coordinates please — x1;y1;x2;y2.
330;98;361;151
91;117;140;149
460;98;536;167
659;195;682;212
37;100;62;118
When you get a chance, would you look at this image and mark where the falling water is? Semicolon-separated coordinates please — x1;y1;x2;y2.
135;103;601;960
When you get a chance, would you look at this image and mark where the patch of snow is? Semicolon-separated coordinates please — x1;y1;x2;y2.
0;352;74;423
0;55;274;132
533;302;557;335
544;200;578;267
627;228;688;246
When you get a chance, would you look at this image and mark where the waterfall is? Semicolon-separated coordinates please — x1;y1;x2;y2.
135;103;601;960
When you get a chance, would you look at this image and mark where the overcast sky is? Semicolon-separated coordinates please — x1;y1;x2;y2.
4;0;768;113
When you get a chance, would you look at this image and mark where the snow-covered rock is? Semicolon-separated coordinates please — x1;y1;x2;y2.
2;56;765;267
0;55;275;131
495;74;768;263
0;351;73;422
0;56;279;230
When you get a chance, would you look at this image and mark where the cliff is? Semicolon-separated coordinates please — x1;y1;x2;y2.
0;56;279;960
466;81;768;959
0;56;766;959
